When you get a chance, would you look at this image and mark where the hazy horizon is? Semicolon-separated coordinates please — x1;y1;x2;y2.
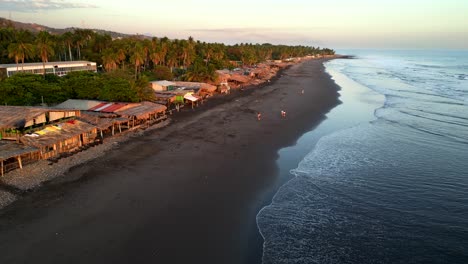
1;0;467;49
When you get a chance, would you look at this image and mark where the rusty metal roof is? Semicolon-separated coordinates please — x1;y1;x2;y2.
88;103;129;113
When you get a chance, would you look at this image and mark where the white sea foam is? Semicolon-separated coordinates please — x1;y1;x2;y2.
258;50;468;264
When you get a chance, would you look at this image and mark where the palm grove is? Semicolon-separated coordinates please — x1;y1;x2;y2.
0;26;335;106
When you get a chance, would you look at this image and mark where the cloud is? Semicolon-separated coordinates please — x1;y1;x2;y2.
1;0;98;12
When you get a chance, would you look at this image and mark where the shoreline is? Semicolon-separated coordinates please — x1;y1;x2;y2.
255;58;383;262
0;58;341;264
0;62;292;207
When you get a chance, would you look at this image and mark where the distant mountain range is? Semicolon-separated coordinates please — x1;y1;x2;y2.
0;17;151;39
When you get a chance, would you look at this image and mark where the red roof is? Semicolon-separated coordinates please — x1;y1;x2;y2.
88;103;128;113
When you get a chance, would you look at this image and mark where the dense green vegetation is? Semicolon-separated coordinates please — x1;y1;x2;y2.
0;25;335;106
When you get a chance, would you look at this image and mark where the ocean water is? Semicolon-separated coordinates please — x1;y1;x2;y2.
257;50;468;264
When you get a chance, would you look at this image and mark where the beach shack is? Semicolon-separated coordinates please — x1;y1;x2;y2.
0;106;79;142
173;81;217;98
166;89;200;110
0;141;39;176
154;92;177;108
149;80;176;91
56;99;128;138
228;74;250;88
0;106;82;172
183;93;201;109
115;101;167;128
79;111;128;138
20;119;98;160
86;102;137;134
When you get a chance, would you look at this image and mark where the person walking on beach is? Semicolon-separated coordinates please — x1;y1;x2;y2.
257;112;262;121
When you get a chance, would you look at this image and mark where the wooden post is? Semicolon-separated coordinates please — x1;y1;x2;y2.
18;156;23;169
1;160;4;176
112;124;115;135
119;123;122;133
100;129;103;139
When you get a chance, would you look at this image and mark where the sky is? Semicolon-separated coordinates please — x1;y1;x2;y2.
1;0;467;49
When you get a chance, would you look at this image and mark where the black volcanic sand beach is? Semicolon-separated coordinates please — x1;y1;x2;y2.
0;59;340;264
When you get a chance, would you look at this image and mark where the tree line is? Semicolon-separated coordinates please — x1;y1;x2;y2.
0;25;335;106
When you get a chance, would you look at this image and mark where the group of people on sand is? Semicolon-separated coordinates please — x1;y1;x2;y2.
257;110;286;121
256;88;303;121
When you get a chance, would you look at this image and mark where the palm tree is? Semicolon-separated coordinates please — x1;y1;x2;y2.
204;44;214;65
8;29;35;71
7;43;21;71
93;33;112;53
142;39;151;70
62;31;74;61
166;48;178;73
159;37;170;66
19;42;34;71
185;58;217;83
150;38;163;67
8;42;34;72
102;49;118;72
36;31;55;75
73;29;93;60
130;43;145;79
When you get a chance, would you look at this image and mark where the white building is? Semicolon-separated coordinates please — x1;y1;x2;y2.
149;80;176;91
0;61;97;78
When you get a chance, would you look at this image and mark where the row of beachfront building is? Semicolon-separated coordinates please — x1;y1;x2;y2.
0;78;224;176
0;100;168;176
0;56;314;176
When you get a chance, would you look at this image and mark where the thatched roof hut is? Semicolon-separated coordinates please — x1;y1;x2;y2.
79;111;128;130
0;106;79;131
215;70;230;84
20;120;96;148
0;141;40;175
174;81;217;93
0;141;38;161
229;74;250;83
0;106;49;129
116;102;167;120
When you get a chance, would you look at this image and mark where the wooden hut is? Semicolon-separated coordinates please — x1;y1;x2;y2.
0;106;79;142
228;74;250;88
0;141;40;176
154;92;177;108
116;102;167;128
79;111;129;137
174;81;217;98
20;120;98;160
149;80;176;91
